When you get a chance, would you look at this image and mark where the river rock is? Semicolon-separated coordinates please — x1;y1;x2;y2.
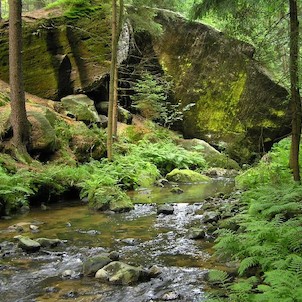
14;235;41;252
166;169;210;183
157;204;174;215
95;261;149;285
148;265;162;278
202;211;221;224
188;228;206;240
161;291;181;300
109;251;120;261
82;253;112;276
35;238;63;248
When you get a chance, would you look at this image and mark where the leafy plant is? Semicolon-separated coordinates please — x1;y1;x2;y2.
0;166;33;214
127;139;207;175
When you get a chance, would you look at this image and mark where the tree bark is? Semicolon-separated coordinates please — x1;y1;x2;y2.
0;0;2;21
112;0;124;139
289;0;301;182
107;0;118;160
9;0;30;155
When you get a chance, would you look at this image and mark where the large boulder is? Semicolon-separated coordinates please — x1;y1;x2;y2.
151;13;290;163
0;8;112;100
0;104;57;153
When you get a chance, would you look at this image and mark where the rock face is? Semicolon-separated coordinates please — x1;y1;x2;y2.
0;8;290;161
152;13;290;162
0;8;112;100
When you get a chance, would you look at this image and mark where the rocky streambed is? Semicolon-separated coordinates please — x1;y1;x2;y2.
0;179;238;302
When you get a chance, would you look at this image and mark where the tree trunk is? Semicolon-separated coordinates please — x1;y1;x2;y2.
289;0;301;182
112;65;118;138
9;0;30;155
0;0;2;21
107;0;118;160
112;0;124;139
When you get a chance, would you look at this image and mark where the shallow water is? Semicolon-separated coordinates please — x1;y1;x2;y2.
0;179;234;302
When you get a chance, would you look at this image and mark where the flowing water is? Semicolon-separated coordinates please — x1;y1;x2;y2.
0;179;234;302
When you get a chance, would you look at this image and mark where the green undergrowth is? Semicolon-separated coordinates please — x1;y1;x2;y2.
47;0;108;19
0;128;206;215
207;137;302;301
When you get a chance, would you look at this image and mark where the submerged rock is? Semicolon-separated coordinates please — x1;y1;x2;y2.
95;261;149;285
166;169;210;183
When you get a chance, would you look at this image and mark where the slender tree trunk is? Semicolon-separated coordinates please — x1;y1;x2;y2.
112;0;124;139
107;0;118;160
9;0;30;155
0;0;2;21
112;65;118;138
289;0;301;182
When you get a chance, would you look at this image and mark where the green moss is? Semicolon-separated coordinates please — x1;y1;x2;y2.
166;168;210;183
0;8;111;99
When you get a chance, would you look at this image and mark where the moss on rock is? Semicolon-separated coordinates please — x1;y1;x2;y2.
166;169;210;183
152;13;290;163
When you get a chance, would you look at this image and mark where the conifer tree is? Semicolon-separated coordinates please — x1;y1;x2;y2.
9;0;30;158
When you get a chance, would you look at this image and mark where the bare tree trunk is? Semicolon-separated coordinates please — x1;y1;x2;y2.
112;0;124;139
112;65;118;138
289;0;301;182
0;0;2;21
9;0;30;156
107;0;118;160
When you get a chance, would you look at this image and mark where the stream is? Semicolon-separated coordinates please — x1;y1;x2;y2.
0;179;235;302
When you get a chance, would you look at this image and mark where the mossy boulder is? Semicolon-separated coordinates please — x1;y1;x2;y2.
95;261;150;285
28;110;57;152
166;169;210;183
60;94;100;125
152;13;290;163
177;138;240;170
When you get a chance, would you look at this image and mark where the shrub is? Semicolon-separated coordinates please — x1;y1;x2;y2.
236;138;294;189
